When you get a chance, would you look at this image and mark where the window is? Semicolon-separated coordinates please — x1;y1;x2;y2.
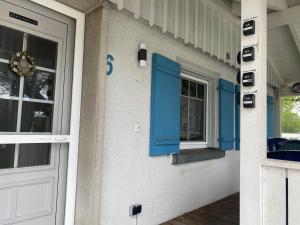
180;74;208;149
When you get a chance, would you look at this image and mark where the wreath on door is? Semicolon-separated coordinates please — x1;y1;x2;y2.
9;51;36;77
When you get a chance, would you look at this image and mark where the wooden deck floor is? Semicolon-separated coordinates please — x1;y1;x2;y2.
161;194;239;225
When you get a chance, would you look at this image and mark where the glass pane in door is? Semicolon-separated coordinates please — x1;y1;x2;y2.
0;99;18;132
18;143;51;167
27;35;58;69
0;63;20;97
23;70;55;101
21;102;53;132
0;144;15;169
0;25;23;60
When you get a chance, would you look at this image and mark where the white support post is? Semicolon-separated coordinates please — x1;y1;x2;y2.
240;1;267;225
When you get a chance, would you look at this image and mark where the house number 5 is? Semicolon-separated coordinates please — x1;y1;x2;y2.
107;54;114;76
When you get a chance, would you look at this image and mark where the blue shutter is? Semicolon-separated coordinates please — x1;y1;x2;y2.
267;96;275;138
150;53;181;156
219;79;235;150
235;85;240;150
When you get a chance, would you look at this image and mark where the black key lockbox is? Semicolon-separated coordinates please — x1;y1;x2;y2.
243;94;256;108
242;72;255;87
243;47;255;62
243;20;255;36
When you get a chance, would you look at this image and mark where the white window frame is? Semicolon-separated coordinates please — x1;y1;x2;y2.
180;73;209;149
177;57;220;150
0;1;85;225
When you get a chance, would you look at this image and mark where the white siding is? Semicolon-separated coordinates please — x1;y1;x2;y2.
109;0;241;68
108;0;282;88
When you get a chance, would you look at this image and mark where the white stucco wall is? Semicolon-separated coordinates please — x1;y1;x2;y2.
100;9;240;225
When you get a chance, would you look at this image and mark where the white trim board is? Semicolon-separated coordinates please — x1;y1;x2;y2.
24;1;84;225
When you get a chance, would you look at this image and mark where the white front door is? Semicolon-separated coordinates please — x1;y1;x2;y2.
0;1;75;224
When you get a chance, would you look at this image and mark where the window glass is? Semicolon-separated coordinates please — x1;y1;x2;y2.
23;70;55;101
181;79;189;96
27;35;57;69
21;102;53;132
197;84;204;99
180;78;207;142
0;62;20;97
0;144;15;169
189;99;206;141
0;99;18;132
0;26;23;60
180;96;188;141
190;81;197;98
18;143;51;167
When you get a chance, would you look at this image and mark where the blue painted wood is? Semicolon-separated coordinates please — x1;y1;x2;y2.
267;96;275;138
219;79;235;150
150;53;181;156
235;85;240;150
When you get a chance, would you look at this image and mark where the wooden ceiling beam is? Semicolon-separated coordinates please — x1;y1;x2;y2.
232;0;287;11
268;5;300;29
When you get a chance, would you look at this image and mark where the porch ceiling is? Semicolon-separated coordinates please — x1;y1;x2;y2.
55;0;101;12
267;3;300;86
268;25;300;85
288;0;300;7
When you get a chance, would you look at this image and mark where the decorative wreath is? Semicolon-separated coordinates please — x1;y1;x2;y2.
9;51;36;77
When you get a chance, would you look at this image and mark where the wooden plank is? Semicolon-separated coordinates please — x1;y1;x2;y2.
174;0;179;39
194;0;199;48
217;14;221;60
268;5;300;29
162;0;168;33
210;8;214;56
262;159;300;171
230;23;234;66
262;166;286;225
223;19;227;62
162;194;239;225
198;1;204;49
288;169;300;225
235;26;240;68
267;0;288;11
149;0;155;26
233;0;287;11
117;0;124;10
134;0;141;19
289;24;300;55
202;1;207;52
184;0;189;44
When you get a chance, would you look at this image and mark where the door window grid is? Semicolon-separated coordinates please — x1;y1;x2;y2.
0;29;58;169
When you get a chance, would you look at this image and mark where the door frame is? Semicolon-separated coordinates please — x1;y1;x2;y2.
0;1;85;225
32;2;85;225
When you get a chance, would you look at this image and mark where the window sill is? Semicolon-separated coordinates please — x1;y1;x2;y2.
172;148;225;165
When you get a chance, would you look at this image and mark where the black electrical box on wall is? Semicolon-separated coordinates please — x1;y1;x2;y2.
242;72;255;87
243;94;256;108
129;204;142;216
242;47;255;62
243;20;255;36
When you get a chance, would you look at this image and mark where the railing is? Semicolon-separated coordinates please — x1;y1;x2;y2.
262;159;300;225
